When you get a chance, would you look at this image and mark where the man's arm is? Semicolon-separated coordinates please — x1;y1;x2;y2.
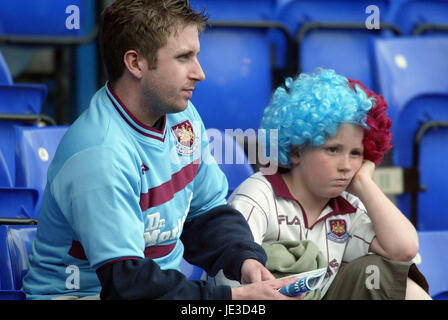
96;258;231;300
96;257;303;300
180;205;267;282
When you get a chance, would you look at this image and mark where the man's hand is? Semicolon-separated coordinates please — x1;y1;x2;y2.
240;259;275;284
231;276;305;300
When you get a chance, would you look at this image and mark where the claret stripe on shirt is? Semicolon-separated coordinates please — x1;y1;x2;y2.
139;161;199;211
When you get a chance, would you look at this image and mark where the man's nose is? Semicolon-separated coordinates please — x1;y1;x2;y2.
192;58;205;82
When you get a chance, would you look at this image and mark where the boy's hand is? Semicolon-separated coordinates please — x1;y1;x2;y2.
347;160;375;196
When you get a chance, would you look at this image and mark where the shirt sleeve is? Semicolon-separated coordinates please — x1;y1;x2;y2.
51;145;145;269
186;104;228;220
96;258;231;300
227;176;274;245
343;199;376;262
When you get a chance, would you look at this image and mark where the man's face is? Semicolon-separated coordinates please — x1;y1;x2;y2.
141;24;205;115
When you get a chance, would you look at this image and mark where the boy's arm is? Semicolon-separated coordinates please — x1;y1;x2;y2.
348;160;419;261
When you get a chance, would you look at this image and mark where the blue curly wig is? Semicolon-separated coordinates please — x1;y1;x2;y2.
260;68;374;167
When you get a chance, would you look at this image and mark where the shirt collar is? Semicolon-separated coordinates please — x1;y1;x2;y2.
263;171;357;215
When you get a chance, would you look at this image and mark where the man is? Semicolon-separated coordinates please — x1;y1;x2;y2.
22;0;299;300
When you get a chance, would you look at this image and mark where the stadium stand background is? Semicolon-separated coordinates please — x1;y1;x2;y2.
0;0;447;300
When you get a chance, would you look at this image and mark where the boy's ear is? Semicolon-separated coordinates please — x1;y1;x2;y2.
289;146;301;166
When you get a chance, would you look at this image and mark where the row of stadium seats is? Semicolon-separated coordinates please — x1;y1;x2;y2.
1;0;446;39
194;32;448;231
0;49;68;222
190;0;448;130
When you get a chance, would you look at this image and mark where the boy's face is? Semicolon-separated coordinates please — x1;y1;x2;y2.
293;123;364;201
140;24;205;115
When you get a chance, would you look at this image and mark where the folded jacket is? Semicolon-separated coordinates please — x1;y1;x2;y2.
262;240;328;300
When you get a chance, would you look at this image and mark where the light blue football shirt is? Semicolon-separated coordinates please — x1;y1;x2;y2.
22;83;228;299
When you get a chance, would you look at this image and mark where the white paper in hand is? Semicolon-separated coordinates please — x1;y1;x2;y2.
278;267;327;296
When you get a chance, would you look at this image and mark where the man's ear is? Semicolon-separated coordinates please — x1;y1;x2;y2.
123;50;145;79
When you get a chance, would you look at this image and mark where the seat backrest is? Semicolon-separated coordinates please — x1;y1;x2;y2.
276;0;396;90
0;150;13;187
0;290;26;300
393;0;448;35
188;1;287;132
373;36;448;131
0;225;37;290
0;83;47;115
0;122;26;187
373;37;448;229
0;51;13;85
179;258;204;281
0;49;47;115
191;27;274;132
0;187;39;220
190;0;276;21
414;230;448;299
0;0;89;37
14;125;68;213
208;129;254;197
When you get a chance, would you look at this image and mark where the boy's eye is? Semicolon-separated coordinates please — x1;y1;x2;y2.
325;147;338;153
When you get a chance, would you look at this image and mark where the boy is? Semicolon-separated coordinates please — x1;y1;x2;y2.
213;68;430;299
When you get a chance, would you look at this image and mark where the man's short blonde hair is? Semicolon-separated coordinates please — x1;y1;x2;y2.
100;0;208;82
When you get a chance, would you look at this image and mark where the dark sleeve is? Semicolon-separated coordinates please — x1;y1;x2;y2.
96;258;231;300
180;204;267;281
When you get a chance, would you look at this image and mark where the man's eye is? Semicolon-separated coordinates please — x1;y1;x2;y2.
177;54;190;60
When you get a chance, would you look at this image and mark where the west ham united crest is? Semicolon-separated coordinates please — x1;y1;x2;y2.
327;218;348;243
171;120;199;155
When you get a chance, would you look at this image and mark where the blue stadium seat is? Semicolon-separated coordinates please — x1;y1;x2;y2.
0;225;36;293
276;0;400;91
190;0;276;21
393;0;448;36
0;0;90;38
208;129;254;197
414;230;448;300
191;28;274;132
14;125;68;213
0;50;12;85
188;0;290;132
0;289;26;300
0;49;53;188
373;36;448;229
0;49;47;115
0;150;12;187
0;187;38;221
179;258;205;281
0;83;47;115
